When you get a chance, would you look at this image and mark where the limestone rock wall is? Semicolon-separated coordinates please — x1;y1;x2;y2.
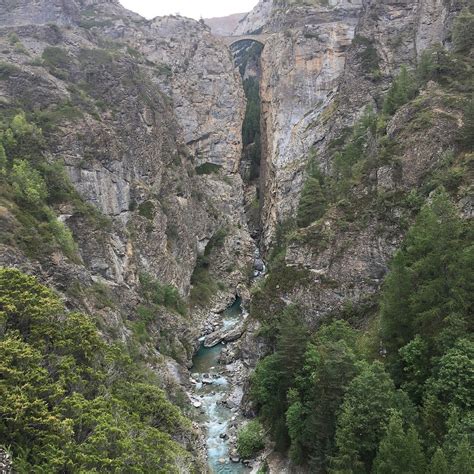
0;1;252;352
239;0;466;325
258;1;363;247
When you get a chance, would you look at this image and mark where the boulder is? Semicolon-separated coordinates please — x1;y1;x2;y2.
254;258;265;271
203;322;245;347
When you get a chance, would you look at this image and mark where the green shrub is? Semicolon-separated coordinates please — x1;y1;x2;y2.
237;420;265;458
139;273;186;316
382;66;417;116
0;62;21;80
0;112;110;262
416;45;465;86
138;200;155;220
36;102;83;130
353;35;380;73
7;33;20;45
46;213;78;261
42;47;70;78
10;159;48;205
78;48;113;66
195;162;222;175
297;160;327;228
0;268;195;472
205;227;227;255
190;255;218;306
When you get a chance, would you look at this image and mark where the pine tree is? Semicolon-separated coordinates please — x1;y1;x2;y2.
372;413;426;474
452;7;474;54
251;306;308;451
429;448;449;474
452;438;474;474
383;66;416;115
380;190;473;382
287;321;359;469
332;362;410;472
297;175;327;227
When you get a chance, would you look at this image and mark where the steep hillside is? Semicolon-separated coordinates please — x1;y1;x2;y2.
0;0;252;347
236;0;473;471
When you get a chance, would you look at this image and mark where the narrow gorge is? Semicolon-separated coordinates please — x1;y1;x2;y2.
0;0;472;473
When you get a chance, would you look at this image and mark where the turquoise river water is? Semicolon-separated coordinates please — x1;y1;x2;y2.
191;299;249;473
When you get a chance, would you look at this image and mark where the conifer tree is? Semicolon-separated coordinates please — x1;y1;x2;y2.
383;66;416;115
372;413;426;474
429;448;449;474
297;175;327;227
332;362;410;473
380;190;473;382
452;437;474;474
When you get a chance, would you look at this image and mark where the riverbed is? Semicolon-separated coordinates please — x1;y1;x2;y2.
191;299;249;473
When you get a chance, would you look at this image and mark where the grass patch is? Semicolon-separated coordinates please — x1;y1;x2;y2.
139;272;187;316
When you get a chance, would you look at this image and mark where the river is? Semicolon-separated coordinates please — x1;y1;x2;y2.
191;299;250;473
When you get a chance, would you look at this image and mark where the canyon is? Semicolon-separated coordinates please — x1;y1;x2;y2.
0;0;472;473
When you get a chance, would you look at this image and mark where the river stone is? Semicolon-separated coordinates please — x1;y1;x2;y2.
254;258;264;271
202;376;213;385
204;322;245;347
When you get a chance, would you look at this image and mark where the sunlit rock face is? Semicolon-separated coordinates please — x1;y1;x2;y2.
255;1;363;247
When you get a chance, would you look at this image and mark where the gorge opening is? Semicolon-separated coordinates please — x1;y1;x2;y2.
232;40;265;244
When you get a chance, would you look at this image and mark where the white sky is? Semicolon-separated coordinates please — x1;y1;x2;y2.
119;0;258;20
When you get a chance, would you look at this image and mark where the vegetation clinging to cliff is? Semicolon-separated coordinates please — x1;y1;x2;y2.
251;191;473;472
0;268;198;472
0;112;109;262
250;19;474;471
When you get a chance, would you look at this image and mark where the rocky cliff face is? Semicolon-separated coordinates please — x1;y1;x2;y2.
256;0;463;247
235;0;468;327
234;0;275;34
259;1;362;247
205;13;247;36
0;0;253;367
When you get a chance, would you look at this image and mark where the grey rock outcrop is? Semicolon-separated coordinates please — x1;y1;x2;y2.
234;0;274;34
255;0;362;247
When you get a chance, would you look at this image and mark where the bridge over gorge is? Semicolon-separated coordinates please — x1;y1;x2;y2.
221;34;270;47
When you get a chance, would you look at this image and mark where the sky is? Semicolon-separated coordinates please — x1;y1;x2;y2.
119;0;258;20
